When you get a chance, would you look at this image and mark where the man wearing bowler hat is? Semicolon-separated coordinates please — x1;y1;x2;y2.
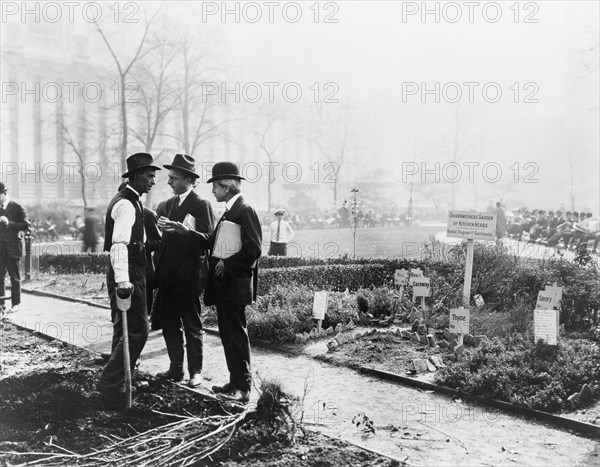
0;182;30;314
154;154;215;388
97;153;160;397
161;161;261;403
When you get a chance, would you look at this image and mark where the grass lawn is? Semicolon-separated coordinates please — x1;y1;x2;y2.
280;224;443;259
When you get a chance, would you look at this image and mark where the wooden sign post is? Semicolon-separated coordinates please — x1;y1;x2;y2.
447;210;496;306
394;269;408;297
449;307;470;344
312;291;329;337
447;210;496;347
408;268;423;307
412;277;431;319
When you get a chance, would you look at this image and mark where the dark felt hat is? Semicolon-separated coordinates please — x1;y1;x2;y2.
207;161;245;183
122;153;161;178
0;182;6;193
163;154;200;179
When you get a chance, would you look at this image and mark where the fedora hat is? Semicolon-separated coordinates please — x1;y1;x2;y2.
122;153;161;178
163;154;199;179
207;161;245;183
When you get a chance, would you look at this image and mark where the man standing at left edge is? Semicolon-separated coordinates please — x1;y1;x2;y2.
0;182;29;314
96;153;160;398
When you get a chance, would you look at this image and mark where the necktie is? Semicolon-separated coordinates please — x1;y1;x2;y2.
169;195;180;218
276;220;281;241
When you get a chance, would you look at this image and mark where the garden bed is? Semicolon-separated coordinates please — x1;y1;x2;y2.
0;322;397;466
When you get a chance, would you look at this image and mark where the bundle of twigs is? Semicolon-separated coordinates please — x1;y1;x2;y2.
2;408;250;467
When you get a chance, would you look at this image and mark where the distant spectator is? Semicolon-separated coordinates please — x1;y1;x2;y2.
82;215;99;253
496;202;507;239
268;209;294;256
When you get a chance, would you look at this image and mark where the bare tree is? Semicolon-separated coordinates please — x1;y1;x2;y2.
255;109;303;212
59;110;112;209
441;106;480;210
129;30;180;157
95;8;160;169
308;103;362;208
170;32;231;156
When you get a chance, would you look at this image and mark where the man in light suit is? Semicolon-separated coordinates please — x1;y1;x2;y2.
154;154;215;388
0;182;29;314
161;162;261;403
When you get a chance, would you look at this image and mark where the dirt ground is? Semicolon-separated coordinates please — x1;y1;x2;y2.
0;321;397;466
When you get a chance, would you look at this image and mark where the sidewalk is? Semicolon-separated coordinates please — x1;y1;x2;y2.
5;292;599;466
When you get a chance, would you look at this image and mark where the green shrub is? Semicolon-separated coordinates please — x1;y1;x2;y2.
246;284;357;342
436;336;600;413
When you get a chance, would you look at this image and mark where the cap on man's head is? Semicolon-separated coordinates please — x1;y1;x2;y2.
207;161;245;183
274;209;286;216
0;182;6;193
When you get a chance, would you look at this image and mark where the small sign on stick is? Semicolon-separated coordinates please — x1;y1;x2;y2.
449;307;470;335
412;277;431;297
534;309;558;345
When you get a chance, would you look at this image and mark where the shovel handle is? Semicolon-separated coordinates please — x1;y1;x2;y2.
121;309;132;408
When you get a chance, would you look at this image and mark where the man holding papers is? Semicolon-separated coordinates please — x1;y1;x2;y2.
154;154;215;388
161;161;261;403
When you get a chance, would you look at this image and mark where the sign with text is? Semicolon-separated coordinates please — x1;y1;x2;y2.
408;268;423;286
544;286;563;307
534;309;558;345
449;307;470;335
394;269;409;287
447;211;497;241
536;291;556;310
474;294;485;307
412;277;431;297
312;291;329;320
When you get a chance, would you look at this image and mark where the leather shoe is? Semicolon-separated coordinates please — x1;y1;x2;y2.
218;388;250;403
156;370;184;383
188;373;203;388
212;382;234;394
9;305;19;313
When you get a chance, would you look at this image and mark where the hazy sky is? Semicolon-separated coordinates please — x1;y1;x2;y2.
168;0;599;211
2;1;598;212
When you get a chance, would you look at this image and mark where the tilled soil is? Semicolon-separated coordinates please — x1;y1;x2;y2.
0;322;396;466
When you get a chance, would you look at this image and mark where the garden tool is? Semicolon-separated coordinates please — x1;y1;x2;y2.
116;287;133;409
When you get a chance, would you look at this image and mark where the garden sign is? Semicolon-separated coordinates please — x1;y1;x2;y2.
446;210;497;308
312;291;329;335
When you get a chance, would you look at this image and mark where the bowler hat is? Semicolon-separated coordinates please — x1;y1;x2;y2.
0;182;6;193
207;161;245;183
274;209;286;216
163;154;200;179
122;153;161;178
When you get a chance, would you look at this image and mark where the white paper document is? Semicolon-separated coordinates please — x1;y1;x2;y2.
213;220;242;259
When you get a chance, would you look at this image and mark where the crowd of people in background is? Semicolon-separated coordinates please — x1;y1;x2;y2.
494;202;600;253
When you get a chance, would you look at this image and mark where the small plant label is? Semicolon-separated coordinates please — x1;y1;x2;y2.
312;291;329;320
408;268;423;286
474;294;485;307
536;291;556;310
534;309;558;345
412;277;431;297
544;285;563;308
449;307;470;335
394;269;408;287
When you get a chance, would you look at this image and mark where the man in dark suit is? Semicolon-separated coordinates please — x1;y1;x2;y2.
161;162;262;403
0;182;29;313
154;154;215;388
97;153;160;397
